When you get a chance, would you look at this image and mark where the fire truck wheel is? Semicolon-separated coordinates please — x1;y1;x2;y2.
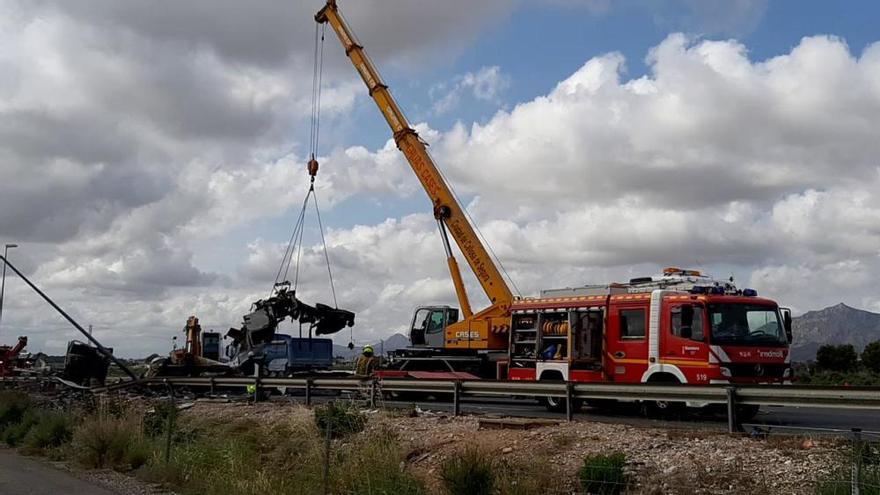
642;374;686;419
643;398;685;419
540;395;583;413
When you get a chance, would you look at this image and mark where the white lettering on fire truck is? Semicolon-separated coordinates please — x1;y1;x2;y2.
758;350;784;359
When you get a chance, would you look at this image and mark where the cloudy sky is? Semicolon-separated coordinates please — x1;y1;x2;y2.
1;0;879;357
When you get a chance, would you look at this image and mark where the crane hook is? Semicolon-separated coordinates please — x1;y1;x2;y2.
307;154;319;183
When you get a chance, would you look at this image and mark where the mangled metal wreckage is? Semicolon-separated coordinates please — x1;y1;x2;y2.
149;282;355;377
224;283;355;373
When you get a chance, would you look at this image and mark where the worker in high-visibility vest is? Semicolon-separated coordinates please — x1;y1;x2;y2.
355;345;378;377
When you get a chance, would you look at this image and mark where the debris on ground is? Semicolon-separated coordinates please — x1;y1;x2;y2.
179;401;843;494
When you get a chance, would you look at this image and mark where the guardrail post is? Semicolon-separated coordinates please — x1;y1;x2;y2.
305;378;313;406
253;366;262;404
209;376;216;396
162;379;175;464
369;378;377;408
453;381;462;417
566;382;574;422
725;386;739;433
852;428;863;495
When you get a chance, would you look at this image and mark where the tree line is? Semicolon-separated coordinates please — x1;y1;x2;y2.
814;342;880;373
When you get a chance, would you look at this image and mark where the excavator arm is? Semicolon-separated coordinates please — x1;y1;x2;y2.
316;2;513;348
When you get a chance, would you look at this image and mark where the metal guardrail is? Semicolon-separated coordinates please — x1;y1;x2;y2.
6;375;880;433
736;386;880;410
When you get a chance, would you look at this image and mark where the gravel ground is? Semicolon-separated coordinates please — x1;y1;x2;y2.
75;467;177;495
181;400;846;494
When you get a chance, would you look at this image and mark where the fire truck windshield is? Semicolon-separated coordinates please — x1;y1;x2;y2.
707;304;786;346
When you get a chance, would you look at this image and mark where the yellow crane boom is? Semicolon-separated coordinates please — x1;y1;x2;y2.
316;1;513;349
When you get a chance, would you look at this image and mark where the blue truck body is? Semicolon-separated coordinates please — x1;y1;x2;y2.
263;334;333;374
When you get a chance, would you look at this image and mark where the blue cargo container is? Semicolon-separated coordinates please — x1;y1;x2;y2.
264;334;333;374
202;332;221;361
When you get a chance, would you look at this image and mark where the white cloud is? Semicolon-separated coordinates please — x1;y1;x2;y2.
0;0;512;355
431;66;510;115
2;0;879;359
311;34;880;336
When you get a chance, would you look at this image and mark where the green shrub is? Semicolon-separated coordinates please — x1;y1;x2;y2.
2;408;38;446
579;453;627;495
24;411;73;450
314;401;366;438
0;391;32;429
816;345;858;372
125;437;152;470
144;401;178;438
0;392;74;452
862;342;880;374
440;448;495;495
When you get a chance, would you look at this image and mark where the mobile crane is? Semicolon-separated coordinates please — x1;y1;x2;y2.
313;4;793;419
316;1;514;374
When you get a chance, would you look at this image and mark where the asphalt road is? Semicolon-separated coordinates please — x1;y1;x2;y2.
0;448;118;495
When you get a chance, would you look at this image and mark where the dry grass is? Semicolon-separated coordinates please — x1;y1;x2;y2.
72;411;150;471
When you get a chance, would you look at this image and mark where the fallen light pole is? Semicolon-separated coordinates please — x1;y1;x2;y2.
0;255;138;381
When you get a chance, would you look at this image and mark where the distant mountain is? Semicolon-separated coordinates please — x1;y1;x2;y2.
333;332;410;360
791;303;880;362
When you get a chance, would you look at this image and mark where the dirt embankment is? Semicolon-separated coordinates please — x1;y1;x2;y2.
182;401;842;494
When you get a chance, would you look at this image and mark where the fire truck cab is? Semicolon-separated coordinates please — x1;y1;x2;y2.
506;268;792;413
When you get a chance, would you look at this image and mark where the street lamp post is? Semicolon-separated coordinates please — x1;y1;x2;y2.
0;243;19;335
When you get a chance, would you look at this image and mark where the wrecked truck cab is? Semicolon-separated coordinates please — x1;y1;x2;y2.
63;340;111;386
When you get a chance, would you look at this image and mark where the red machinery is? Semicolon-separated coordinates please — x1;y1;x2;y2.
0;336;29;377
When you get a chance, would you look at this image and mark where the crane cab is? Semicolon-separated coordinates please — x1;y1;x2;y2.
383;305;496;380
409;306;459;348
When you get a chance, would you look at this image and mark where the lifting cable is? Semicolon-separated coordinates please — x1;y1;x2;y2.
427;146;523;298
270;21;339;309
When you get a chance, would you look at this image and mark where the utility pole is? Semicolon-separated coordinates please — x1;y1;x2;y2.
0;243;19;335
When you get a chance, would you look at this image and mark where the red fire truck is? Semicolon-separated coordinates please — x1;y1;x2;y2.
505;268;792;414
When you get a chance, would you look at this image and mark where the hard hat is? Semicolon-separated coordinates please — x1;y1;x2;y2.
246;384;257;394
362;345;374;354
